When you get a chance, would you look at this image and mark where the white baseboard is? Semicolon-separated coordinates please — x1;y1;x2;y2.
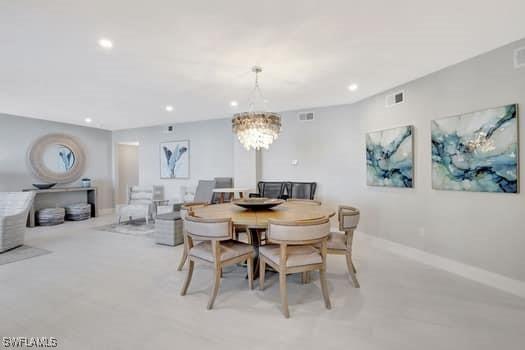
359;232;525;299
99;208;115;215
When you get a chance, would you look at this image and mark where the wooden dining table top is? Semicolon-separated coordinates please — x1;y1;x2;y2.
192;201;336;228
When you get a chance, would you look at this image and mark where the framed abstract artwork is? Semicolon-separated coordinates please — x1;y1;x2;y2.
160;140;190;179
431;104;518;193
366;125;414;188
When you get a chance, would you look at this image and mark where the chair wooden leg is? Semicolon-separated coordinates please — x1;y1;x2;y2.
279;271;289;318
247;256;254;290
346;253;360;288
319;267;331;310
301;271;308;284
352;261;357;274
259;258;266;290
177;245;188;271
180;260;194;296
207;265;222;310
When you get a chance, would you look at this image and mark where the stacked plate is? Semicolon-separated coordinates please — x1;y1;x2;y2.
37;208;65;226
65;203;92;221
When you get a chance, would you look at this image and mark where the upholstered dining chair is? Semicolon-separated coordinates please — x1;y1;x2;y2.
191;180;216;204
180;214;255;310
177;203;207;271
259;218;331;318
326;205;360;287
211;177;233;203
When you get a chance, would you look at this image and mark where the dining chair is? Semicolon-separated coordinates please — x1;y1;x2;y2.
259;218;331;318
288;182;317;200
286;199;322;205
326;205;360;287
250;181;288;199
211;177;233;203
177;203;207;271
180;215;255;310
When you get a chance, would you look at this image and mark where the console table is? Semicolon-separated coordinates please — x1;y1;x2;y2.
22;187;98;227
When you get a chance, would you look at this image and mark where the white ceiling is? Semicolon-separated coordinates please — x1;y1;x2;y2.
1;0;525;130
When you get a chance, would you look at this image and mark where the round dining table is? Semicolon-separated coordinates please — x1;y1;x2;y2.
193;201;335;277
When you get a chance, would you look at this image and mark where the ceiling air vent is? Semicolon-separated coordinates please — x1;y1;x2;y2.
298;111;315;121
386;90;405;107
514;47;525;69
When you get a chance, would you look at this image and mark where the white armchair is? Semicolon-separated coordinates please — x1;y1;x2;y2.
117;186;161;224
0;192;35;252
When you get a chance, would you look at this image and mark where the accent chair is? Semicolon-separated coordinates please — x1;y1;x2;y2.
0;192;35;252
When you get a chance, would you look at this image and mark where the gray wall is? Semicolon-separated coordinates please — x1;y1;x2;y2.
0;113;114;210
112;119;233;202
262;38;525;281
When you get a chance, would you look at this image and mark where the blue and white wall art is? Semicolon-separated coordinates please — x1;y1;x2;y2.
366;125;414;188
160;140;189;179
431;104;518;193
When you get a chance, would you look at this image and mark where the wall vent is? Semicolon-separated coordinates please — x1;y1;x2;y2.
162;125;175;134
514;47;525;69
386;90;405;107
298;111;315;121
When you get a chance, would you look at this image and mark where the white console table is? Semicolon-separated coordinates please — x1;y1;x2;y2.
23;187;98;227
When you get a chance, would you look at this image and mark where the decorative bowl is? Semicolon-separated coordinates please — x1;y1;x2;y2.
233;198;284;210
32;183;57;190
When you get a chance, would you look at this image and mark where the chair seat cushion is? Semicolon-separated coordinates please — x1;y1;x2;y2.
327;232;347;250
259;244;322;267
189;240;254;263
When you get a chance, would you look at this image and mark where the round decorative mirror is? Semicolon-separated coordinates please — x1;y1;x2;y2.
27;133;86;184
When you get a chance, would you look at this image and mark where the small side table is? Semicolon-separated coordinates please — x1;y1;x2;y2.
155;212;183;246
212;188;252;203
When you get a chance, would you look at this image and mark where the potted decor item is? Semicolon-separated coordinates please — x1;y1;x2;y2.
81;178;91;188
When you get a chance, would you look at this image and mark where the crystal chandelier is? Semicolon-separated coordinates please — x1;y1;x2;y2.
232;66;281;150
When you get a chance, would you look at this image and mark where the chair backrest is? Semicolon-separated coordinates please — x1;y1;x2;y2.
193;180;216;204
338;206;360;231
288;182;317;200
184;215;232;241
267;217;330;244
286;199;322;206
0;192;35;217
128;186;154;205
211;177;233;203
258;181;287;199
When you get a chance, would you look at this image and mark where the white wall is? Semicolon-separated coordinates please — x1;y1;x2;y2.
261;38;525;282
0;113;114;210
112;119;233;201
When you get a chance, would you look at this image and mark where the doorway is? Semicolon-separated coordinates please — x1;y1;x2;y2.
116;142;139;205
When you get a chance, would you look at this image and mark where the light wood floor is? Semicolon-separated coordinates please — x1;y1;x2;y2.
1;215;525;350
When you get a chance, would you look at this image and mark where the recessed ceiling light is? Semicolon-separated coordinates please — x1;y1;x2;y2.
84;117;92;123
165;105;174;112
230;100;238;107
348;83;359;92
98;38;113;49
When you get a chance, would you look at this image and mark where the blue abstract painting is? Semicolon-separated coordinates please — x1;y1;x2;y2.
431;104;518;193
57;146;75;171
160;140;189;179
366;125;413;188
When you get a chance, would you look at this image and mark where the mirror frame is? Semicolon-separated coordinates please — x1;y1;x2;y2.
27;133;86;184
